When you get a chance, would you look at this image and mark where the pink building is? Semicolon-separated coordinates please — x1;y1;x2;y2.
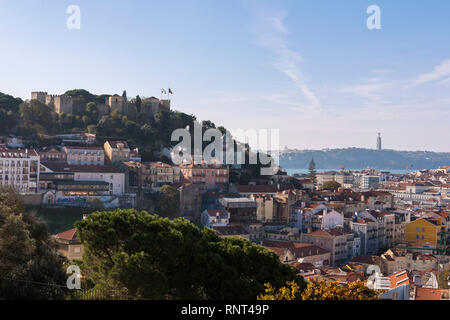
180;162;229;192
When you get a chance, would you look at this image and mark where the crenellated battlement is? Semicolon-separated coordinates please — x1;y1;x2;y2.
30;91;170;116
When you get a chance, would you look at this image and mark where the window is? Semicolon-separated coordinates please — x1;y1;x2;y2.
74;246;81;254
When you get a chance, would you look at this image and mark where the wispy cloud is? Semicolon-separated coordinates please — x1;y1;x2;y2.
415;59;450;84
248;9;321;108
338;82;388;100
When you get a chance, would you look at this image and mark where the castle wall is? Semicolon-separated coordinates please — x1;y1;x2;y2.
54;95;73;114
31;91;170;116
31;92;48;104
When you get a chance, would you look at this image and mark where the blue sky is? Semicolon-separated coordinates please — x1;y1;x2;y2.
0;0;449;151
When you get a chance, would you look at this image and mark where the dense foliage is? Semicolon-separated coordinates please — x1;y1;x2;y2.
75;209;304;299
0;89;271;179
321;180;341;191
0;187;67;299
0;92;23;132
308;158;317;185
154;185;180;219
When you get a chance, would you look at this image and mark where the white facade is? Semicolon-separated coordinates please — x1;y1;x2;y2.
63;147;105;165
73;171;125;195
361;175;381;189
201;209;230;228
352;237;361;257
322;209;344;230
0;148;40;193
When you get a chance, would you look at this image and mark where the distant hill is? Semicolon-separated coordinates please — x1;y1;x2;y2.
279;148;450;170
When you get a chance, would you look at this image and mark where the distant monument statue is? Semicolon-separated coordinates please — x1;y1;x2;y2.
376;133;382;151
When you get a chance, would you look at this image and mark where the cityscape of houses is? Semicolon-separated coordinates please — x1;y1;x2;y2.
0;94;449;300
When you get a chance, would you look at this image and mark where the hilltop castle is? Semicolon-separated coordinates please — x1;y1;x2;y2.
30;91;170;116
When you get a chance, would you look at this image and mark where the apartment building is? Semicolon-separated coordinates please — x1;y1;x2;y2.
311;208;344;231
316;171;354;188
143;162;181;188
180;162;229;192
0;146;40;193
394;211;411;245
63;146;104;165
262;240;331;267
41;162;125;195
38;147;67;162
122;161;181;192
104;141;130;163
380;249;439;275
252;189;304;224
405;217;447;248
301;228;356;266
360;210;395;250
349;218;379;255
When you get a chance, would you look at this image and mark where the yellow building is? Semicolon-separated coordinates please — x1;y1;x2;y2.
405;218;446;248
54;228;84;260
104;140;131;163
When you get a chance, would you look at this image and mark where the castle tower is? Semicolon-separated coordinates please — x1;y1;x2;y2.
31;92;48;104
376;133;382;151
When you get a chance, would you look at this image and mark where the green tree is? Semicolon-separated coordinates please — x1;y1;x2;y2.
75;209;304;300
321;180;341;191
135;95;142;113
155;185;180;219
0;92;23;112
308;158;317;185
291;178;303;189
64;89;96;102
0;187;67;299
19;100;57;134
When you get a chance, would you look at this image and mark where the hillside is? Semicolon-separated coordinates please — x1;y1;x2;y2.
279;148;450;170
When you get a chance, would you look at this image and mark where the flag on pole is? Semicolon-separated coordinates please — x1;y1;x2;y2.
168;88;173;94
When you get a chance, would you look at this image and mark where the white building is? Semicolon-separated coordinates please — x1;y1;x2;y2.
201;209;230;228
361;175;381;189
311;208;344;231
63;146;105;166
41;163;125;195
0;147;40;193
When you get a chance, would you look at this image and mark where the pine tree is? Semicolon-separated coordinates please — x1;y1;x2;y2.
308;158;317;185
135;95;142;113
